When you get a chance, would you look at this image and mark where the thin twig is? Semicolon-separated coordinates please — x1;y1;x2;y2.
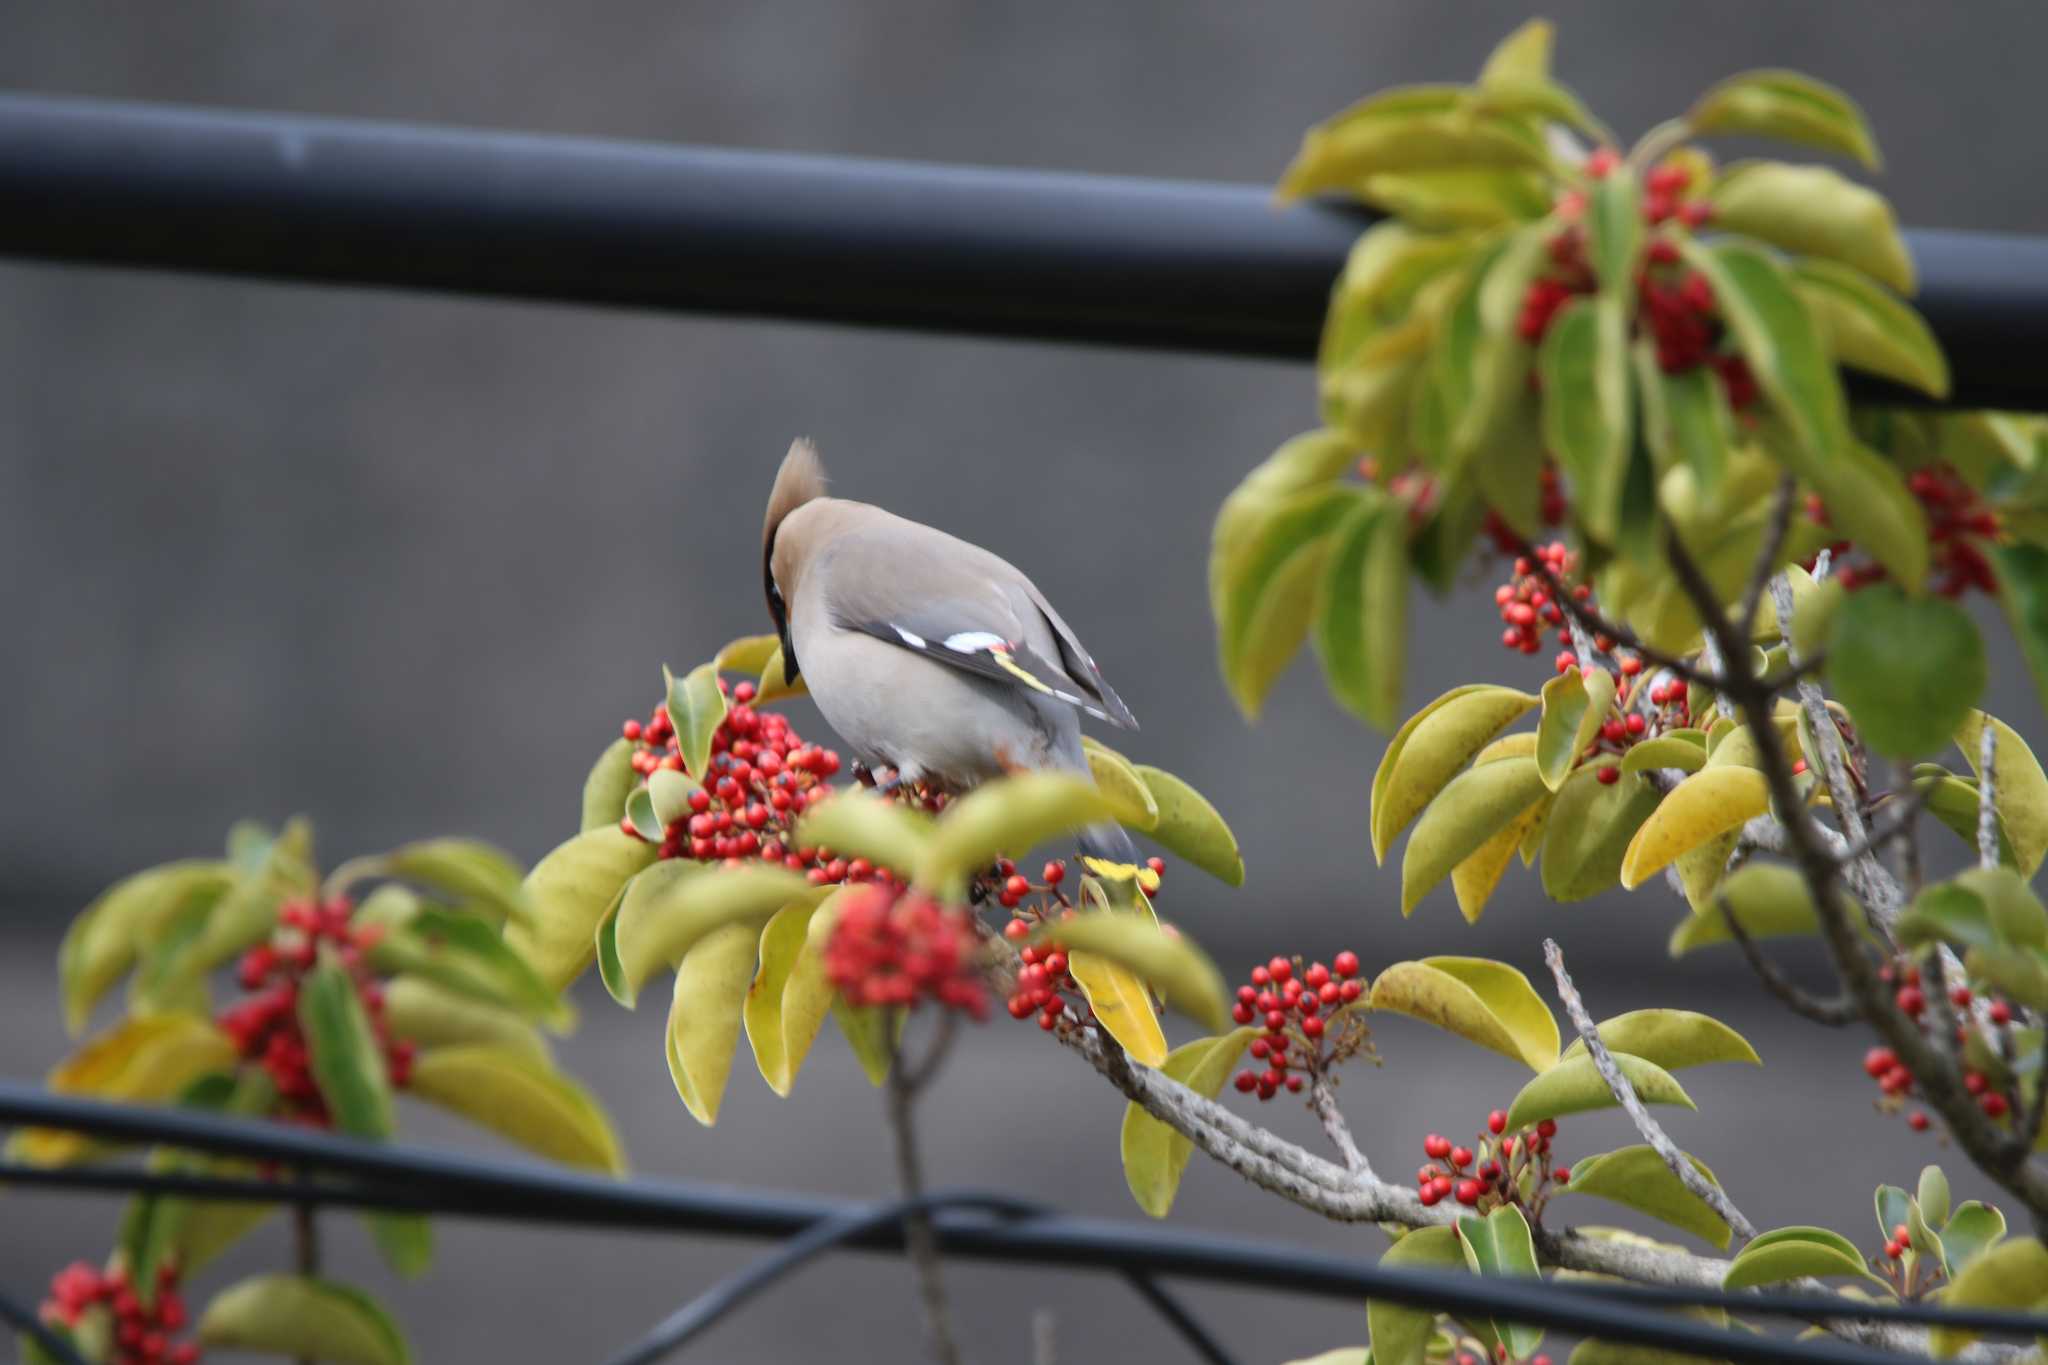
1833;780;1938;870
1737;476;1800;644
1544;940;1758;1245
295;1194;319;1365
1713;892;1858;1026
887;1018;964;1365
1032;1310;1057;1365
1309;1075;1371;1178
1509;534;1720;687
1979;723;2001;872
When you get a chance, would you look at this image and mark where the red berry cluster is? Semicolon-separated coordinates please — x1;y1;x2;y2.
1415;1110;1569;1213
217;897;411;1123
1227;952;1372;1102
1001;877;1075;1031
1811;466;2003;598
1491;540;1591;655
620;684;877;886
823;884;989;1019
41;1261;199;1365
1861;959;2019;1131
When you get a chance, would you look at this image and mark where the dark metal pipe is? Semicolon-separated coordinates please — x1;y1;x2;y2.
0;95;2044;409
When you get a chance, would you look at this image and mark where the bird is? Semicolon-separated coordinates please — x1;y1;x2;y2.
760;437;1142;867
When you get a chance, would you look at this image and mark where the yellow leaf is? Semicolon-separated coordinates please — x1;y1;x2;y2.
1120;1028;1255;1216
1372;685;1539;863
1081;737;1162;830
1536;666;1617;791
1401;755;1550;915
1070;952;1169;1067
1620;767;1771;889
917;772;1118;896
406;1045;624;1173
198;1275;410;1365
612;864;815;1006
508;828;658;993
10;1015;237;1166
742;899;827;1096
1369;957;1559;1071
792;792;933;878
665;922;758;1126
755;644;808;703
715;633;783;676
59;861;235;1035
1932;1237;2048;1356
1451;796;1546;923
381;976;552;1065
1132;763;1245;886
1956;710;2048;877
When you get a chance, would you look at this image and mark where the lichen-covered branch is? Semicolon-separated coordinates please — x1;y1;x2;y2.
1544;939;1758;1244
1309;1074;1371;1178
1979;722;2001;872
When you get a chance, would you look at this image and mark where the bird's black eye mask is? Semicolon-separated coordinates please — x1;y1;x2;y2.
763;543;799;681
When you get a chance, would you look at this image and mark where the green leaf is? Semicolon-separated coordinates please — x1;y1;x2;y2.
1314;494;1408;729
200;1276;410;1365
1035;915;1230;1034
361;839;530;926
298;956;394;1139
1560;1009;1760;1071
1212;430;1361;620
1689;69;1880;168
369;1214;433;1280
1372;685;1539;863
59;860;235;1035
791;792;934;878
1992;543;2048;719
1650;365;1735;499
1931;1236;2048;1356
742;898;828;1096
1506;1051;1696;1128
624;786;663;842
1540;765;1662;902
1537;665;1616;791
1477;17;1552;84
1682;240;1848;473
508;827;659;993
664;661;729;781
1402;755;1550;915
1080;737;1161;830
1133;763;1245;886
1458;1203;1545;1360
406;1044;625;1171
1369;1225;1466;1365
1876;1184;1914;1245
665;923;760;1125
612;863;814;1006
371;907;569;1028
1918;1164;1952;1228
1278;86;1547;202
1447;223;1553;478
1541;304;1631;543
647;767;696;829
1709;162;1912;293
1674;862;1823;956
1360;168;1552;230
715;633;783;676
379;975;551;1064
1215;483;1365;718
916;771;1120;896
1827;583;1987;757
1561;1145;1732;1248
1620;767;1770;889
1369;956;1559;1071
833;999;897;1088
1121;1028;1255;1216
1621;735;1709;777
1793;258;1946;396
1956;710;2048;877
1723;1226;1878;1290
1942;1202;2007;1274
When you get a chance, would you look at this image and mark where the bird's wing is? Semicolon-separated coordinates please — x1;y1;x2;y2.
817;525;1138;730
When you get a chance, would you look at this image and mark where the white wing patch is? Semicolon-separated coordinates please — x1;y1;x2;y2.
942;630;1008;653
893;626;928;648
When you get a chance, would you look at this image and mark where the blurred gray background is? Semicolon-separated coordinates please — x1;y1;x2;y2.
4;3;2045;1362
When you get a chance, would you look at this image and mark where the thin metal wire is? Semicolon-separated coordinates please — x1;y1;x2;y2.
1119;1271;1238;1365
3;1087;2043;1361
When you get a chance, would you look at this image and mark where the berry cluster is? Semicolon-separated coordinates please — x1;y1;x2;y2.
1414;1110;1570;1213
1492;540;1591;655
1811;465;2003;598
1000;870;1076;1030
1861;959;2019;1132
217;897;411;1123
41;1261;199;1365
823;884;989;1019
620;684;871;885
1226;952;1372;1102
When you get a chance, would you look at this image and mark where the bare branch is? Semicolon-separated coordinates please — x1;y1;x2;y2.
1544;940;1758;1244
1508;533;1721;687
1979;722;2001;872
1309;1075;1371;1178
887;1020;964;1365
1737;475;1799;644
1712;892;1858;1026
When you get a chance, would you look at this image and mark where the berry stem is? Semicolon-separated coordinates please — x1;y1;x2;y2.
884;1016;963;1365
1308;1074;1371;1180
1506;532;1717;689
294;1195;319;1365
1543;939;1758;1245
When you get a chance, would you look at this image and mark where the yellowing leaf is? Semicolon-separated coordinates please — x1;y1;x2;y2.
1723;1226;1884;1291
381;976;550;1064
1932;1235;2048;1356
665;922;760;1126
1537;666;1617;790
1710;162;1912;293
580;739;639;834
1045;915;1229;1036
361;839;530;927
1402;755;1551;915
832;999;897;1088
1278;86;1545;202
1372;685;1539;863
917;772;1119;896
509;828;658;993
59;860;235;1035
1956;710;2048;877
1540;766;1661;902
1133;763;1245;886
715;633;783;676
1689;69;1880;169
1069;951;1169;1068
10;1015;237;1166
1369;1225;1468;1365
742;899;825;1096
1620;767;1770;889
406;1044;624;1172
792;792;933;877
1451;794;1547;924
1560;1010;1761;1071
198;1275;410;1365
1794;258;1947;397
1369;957;1558;1071
1506;1051;1696;1128
1120;1028;1254;1216
1080;737;1161;830
1621;736;1709;777
1561;1145;1733;1249
665;661;729;781
756;644;807;703
612;863;814;1006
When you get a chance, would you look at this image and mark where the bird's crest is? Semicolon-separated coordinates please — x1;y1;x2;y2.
762;437;829;562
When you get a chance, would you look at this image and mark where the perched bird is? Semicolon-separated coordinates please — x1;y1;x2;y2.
760;438;1141;864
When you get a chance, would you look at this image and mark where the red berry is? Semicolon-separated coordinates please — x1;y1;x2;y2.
1983;1092;2011;1118
1234;1070;1257;1093
1302;1015;1325;1039
1265;1010;1287;1032
1991;1000;2014;1025
1043;861;1065;885
1487;1109;1507;1135
1268;956;1293;982
1908;1111;1931;1131
1424;1134;1452;1160
1863;1046;1897;1078
1419;1182;1443;1206
1454;1179;1482;1206
1004;874;1031;899
1305;963;1330;989
1552;1166;1570;1184
1897;985;1926;1016
1450;1146;1473;1170
1536;1119;1557;1139
1596;765;1620;785
1333;951;1360;979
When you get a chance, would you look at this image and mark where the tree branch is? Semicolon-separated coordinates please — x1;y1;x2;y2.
887;1018;964;1365
1979;722;2001;872
1508;533;1721;687
1737;475;1800;645
1544;939;1758;1244
1712;890;1858;1026
1309;1074;1371;1178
